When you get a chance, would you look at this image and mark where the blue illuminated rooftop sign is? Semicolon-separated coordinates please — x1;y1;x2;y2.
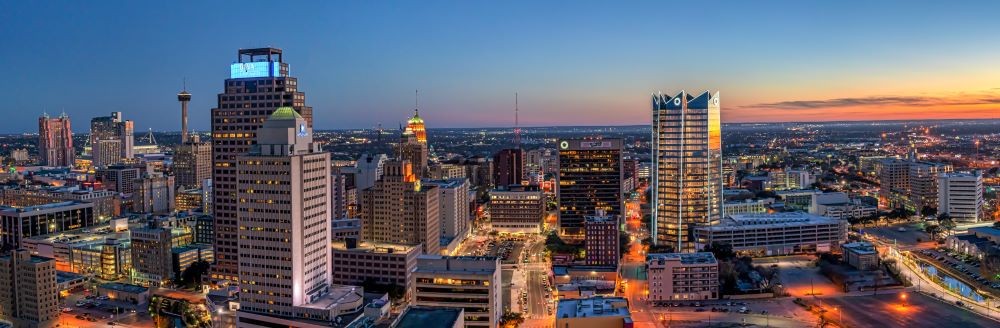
230;62;281;79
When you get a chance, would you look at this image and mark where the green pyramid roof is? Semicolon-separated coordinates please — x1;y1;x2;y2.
269;107;302;120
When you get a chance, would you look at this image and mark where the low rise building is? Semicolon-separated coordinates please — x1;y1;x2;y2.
22;226;130;280
331;240;421;288
97;282;149;305
0;201;97;247
693;212;848;256
410;256;501;328
555;296;632;328
331;218;362;241
392;306;465;328
646;252;718;301
842;241;879;271
722;198;773;215
946;227;1000;260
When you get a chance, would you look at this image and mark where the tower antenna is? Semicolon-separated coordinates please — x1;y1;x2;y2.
514;92;521;148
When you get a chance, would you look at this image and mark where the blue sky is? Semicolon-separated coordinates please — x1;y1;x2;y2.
2;1;1000;133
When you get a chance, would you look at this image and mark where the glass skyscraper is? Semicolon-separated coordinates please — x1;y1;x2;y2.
651;91;723;252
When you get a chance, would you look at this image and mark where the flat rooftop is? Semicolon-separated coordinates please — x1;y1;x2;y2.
969;227;1000;239
703;212;842;231
842;241;877;255
100;282;148;294
331;241;418;254
0;200;89;213
556;296;631;319
395;306;463;328
297;285;364;311
646;252;717;265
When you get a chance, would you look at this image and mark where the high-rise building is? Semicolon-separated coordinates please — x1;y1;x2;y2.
0;249;59;327
938;172;984;222
399;109;429;178
235;107;345;325
556;138;623;239
37;113;75;167
174;89;212;189
131;221;174;287
360;160;441;254
423;179;471;242
651;91;723;251
132;174;175;214
90;112;134;168
909;162;953;212
210;48;313;281
878;158;910;210
0;201;96;247
492;148;523;187
584;215;620;268
95;164;141;194
488;185;544;233
410;256;501;328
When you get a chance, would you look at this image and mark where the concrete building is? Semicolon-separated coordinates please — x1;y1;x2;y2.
0;186;119;220
210;48;313;282
768;168;814;190
693;212;847;256
878;158;911;210
423;179;471;245
349;153;387;192
492;148;523;187
360;160;440;255
171;244;213;278
842;241;879;271
938;172;984;222
95;165;141;195
945;227;1000;260
651;91;723;251
909;162;953;212
38;113;75;167
810;192;877;220
399;110;429;178
331;218;361;241
173;140;211;190
235;107;358;326
584;215;619;268
555;296;632;328
410;256;501;328
22;226;130;281
646;252;718;301
0;250;59;327
131;222;174;287
330;241;420;288
392;306;464;328
0;201;97;247
722;198;773;216
488;186;544;233
175;188;204;213
557;138;623;240
132;174;175;214
90;112;134;168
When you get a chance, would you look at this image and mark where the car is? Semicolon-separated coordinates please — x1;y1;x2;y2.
898;227;907;232
87;317;98;322
956;301;965;307
108;322;117;326
62;307;72;312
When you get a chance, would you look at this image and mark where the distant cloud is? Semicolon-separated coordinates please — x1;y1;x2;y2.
741;92;1000;110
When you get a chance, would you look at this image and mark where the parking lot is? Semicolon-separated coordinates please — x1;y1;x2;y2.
917;248;1000;293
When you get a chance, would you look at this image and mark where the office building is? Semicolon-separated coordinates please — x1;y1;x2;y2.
95;165;141;194
0;249;59;327
909;162;952;212
331;218;361;241
584;215;620;268
21;226;130;280
557;138;623;239
410;256;501;328
37;113;75;167
646;252;718;301
488;185;544;233
235;108;349;325
492;148;523;187
132;174;175;214
809;192;877;221
651;91;723;251
360;160;440;254
349;153;388;191
0;201;96;247
171;244;213;278
423;179;471;243
722;198;773;216
90;112;134;167
174;141;211;190
0;187;119;220
693;212;848;256
399;110;429;178
175;188;204;213
938;172;984;222
210;47;313;281
555;297;632;328
131;221;174;287
842;241;879;271
330;241;420;287
393;306;465;328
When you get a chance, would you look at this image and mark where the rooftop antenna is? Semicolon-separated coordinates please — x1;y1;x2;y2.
514;92;521;149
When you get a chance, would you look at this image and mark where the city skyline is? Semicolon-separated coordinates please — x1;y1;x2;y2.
4;1;1000;133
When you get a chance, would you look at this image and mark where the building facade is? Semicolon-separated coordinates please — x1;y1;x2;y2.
0;201;96;247
692;212;848;256
938;172;984;222
210;48;313;282
492;148;523;188
38;113;75;167
488;186;544;233
0;249;59;327
90;111;134;168
651;91;723;251
646;252;718;301
330;241;420;288
557;138;623;239
360;160;441;255
584;215;619;268
555;297;632;328
410;256;501;328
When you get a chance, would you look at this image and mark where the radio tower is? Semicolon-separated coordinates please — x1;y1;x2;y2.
178;79;192;143
514;92;521;149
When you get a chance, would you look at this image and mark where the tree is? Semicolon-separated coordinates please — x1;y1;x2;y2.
703;242;736;262
938;213;956;236
920;206;937;218
619;231;630;257
924;224;943;240
176;260;210;289
992;221;1000;229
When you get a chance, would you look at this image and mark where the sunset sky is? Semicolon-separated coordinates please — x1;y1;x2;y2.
2;1;1000;133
